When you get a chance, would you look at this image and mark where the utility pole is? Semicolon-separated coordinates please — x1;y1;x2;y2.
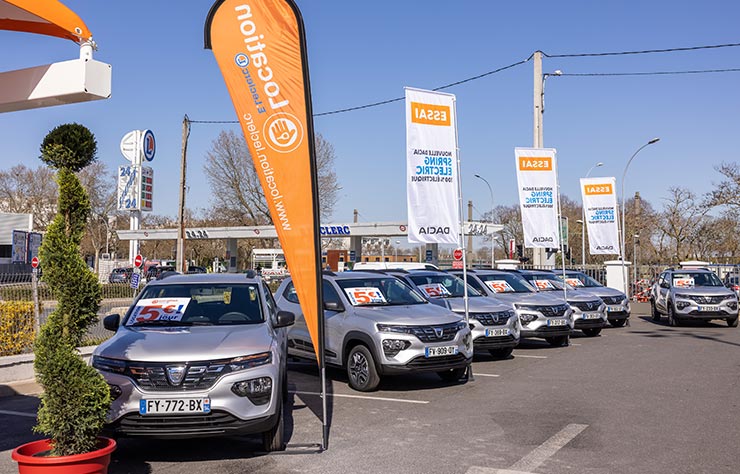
176;115;190;273
532;51;545;267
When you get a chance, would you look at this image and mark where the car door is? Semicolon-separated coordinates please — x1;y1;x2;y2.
322;280;346;366
276;280;313;358
655;273;670;312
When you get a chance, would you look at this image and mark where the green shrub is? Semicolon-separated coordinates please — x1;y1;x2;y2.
34;124;110;456
0;301;36;356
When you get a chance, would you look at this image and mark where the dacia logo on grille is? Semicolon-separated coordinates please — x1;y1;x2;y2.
166;365;187;385
434;327;444;338
492;314;501;323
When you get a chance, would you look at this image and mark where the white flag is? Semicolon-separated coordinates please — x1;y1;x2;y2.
405;88;460;244
514;148;560;248
580;177;620;254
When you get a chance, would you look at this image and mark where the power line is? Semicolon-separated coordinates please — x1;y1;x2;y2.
543;42;740;58
560;67;740;77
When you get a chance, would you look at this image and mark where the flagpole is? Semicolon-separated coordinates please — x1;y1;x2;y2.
554;152;568;304
452;97;473;382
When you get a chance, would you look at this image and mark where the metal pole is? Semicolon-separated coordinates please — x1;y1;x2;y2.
532;51;544;267
621;138;660;298
32;268;40;334
176;115;191;273
581;162;603;269
633;234;639;296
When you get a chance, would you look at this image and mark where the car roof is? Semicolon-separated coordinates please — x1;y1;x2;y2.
667;268;712;273
146;273;261;285
327;271;401;281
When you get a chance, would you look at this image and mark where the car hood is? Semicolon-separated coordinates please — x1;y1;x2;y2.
672;286;736;297
353;303;462;325
537;289;601;304
95;324;273;362
488;291;565;306
575;286;626;299
435;296;513;314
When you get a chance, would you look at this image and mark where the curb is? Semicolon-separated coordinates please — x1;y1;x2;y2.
0;346;98;390
0;378;41;398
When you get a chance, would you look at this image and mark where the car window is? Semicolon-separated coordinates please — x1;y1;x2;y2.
282;281;300;304
323;280;342;306
336;277;426;306
671;272;723;288
408;274;481;298
126;283;264;326
263;284;276;315
478;273;536;293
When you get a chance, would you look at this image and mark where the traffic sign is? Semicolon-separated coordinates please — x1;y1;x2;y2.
452;260;464;269
425;250;433;262
31;256;39;268
134;254;143;268
130;272;141;289
453;248;463;261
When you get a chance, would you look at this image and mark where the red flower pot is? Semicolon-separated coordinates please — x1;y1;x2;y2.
11;437;116;474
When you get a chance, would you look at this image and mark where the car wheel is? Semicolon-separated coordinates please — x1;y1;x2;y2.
437;368;467;382
582;328;601;337
651;301;661;321
488;347;514;359
727;315;739;328
667;303;679;327
610;319;627;328
261;393;285;452
545;335;569;347
347;345;380;392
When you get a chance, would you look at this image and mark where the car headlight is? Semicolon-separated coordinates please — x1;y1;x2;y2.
520;314;538;324
382;339;411;356
231;376;272;404
92;356;126;374
675;301;690;310
727;301;738;310
228;352;272;372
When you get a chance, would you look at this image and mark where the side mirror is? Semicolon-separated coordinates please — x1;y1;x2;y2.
275;310;295;328
324;301;345;312
103;314;121;332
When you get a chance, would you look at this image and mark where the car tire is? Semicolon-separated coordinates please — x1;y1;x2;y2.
651;301;661;321
727;315;739;328
545;335;569;347
667;303;679;327
437;368;467;382
488;347;514;359
610;319;627;328
582;328;601;337
347;345;380;392
261;393;286;452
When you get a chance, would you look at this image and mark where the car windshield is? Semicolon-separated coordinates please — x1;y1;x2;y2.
671;272;724;288
125;283;264;326
523;273;568;291
558;272;603;288
478;273;536;294
336;277;427;306
408;274;482;298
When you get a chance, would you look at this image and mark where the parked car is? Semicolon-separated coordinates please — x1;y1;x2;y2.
450;269;574;347
517;270;606;337
557;270;630;328
351;262;440;271
650;268;739;327
92;272;295;451
723;273;740;296
186;266;208;274
388;269;520;358
274;271;473;392
145;265;176;282
108;267;133;284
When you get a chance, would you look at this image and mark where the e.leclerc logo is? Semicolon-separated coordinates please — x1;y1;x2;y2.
234;53;250;68
264;113;304;153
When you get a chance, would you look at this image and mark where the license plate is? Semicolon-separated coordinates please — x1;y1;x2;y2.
425;346;458;358
698;305;719;312
583;313;602;320
607;305;622;312
548;319;567;327
485;328;511;337
140;398;211;415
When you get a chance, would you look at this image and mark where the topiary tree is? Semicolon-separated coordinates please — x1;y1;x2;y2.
34;123;111;456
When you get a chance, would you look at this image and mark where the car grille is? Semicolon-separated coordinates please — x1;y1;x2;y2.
471;312;511;326
601;296;624;305
125;361;227;392
519;304;569;317
570;300;603;311
408;322;462;342
116;410;245;434
405;353;467;369
474;335;517;345
680;295;728;304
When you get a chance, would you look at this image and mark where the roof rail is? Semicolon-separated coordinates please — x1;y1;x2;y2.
322;270;336;276
245;270;257;278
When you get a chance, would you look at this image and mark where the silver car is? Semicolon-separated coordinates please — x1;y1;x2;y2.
650;268;739;327
389;270;520;359
558;270;630;328
92;273;294;451
451;269;574;347
274;271;473;392
518;270;607;337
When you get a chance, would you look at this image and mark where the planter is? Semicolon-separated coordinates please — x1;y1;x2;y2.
11;437;116;474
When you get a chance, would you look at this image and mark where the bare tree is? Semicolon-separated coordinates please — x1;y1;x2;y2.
203;130;341;226
0;164;58;230
707;162;740;210
77;162;118;271
656;187;709;263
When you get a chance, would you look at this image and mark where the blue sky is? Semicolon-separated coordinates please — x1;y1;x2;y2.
1;0;739;232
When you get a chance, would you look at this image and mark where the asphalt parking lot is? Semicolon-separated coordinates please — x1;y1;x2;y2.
2;303;739;474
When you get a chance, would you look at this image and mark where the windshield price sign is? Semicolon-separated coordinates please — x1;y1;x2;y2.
343;287;387;306
673;278;694;288
128;298;191;325
533;279;555;290
419;283;451;298
565;278;583;287
485;280;515;293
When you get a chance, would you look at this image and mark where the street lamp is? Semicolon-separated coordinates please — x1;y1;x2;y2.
621;138;660;298
474;174;495;267
581;162;604;268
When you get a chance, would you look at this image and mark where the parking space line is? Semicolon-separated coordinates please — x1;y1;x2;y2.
0;409;36;418
508;423;588;472
290;391;429;404
513;354;548;359
473;373;500;377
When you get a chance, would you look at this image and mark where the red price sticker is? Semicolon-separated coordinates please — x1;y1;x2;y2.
419;283;451;298
343;287;387;306
127;298;191;325
485;280;515;293
566;278;583;287
533;279;555;290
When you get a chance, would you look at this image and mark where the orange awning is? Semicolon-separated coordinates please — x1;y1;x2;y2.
0;0;91;44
